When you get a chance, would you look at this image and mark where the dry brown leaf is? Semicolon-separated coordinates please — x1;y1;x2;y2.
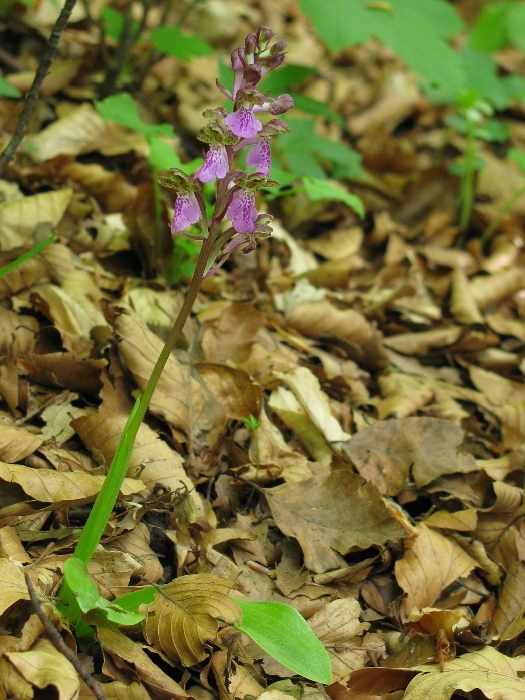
194;363;262;420
109;521;163;585
95;618;189;700
469;267;525;311
0;188;72;251
345;417;477;494
0;427;43;464
404;646;525;699
492;561;525;638
383;326;462;355
4;638;79;700
336;667;417;700
20;354;105;394
114;309;207;434
0;462;144;518
0;557;30;615
449;267;484;324
141;574;240;666
395;523;477;619
424;509;478;531
264;470;407;573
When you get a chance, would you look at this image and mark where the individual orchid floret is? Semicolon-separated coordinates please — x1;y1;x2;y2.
226;188;258;234
225;108;263;138
172;192;201;233
195;144;229;183
246;139;271;176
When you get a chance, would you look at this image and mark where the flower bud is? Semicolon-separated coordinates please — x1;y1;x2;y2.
257;26;274;48
270;39;286;55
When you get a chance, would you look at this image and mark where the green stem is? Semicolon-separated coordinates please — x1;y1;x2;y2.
481;183;525;247
72;226;218;564
459;118;476;231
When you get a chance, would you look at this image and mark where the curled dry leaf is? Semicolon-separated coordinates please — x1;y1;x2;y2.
264;470;407;573
345;417;478;494
194;363;262;420
404;646;525;700
395;523;478;620
4;638;79;700
0;462;144;518
141;573;241;666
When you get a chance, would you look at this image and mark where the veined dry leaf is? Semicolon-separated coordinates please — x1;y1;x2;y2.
109;522;164;585
0;557;30;615
424;509;477;531
468;267;525;311
0;526;31;564
79;679;151;699
346;417;477;494
114;309;207;434
0;257;49;300
0;427;43;464
0;308;38;354
383;326;462;355
286;299;372;347
395;523;477;619
24;103;148;161
449;267;484;324
4;638;79;700
0;188;72;251
20;354;105;394
95;618;189;700
194;363;262;420
404;646;525;699
501;402;525;450
376;373;434;419
141;574;240;666
269;386;334;467
0;462;144;518
308;598;377;682
71;411;202;515
336;667;417;700
492;561;525;638
30;283;104;339
469;365;525;406
264;470;407;573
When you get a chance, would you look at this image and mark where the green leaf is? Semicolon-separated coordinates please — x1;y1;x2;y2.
509;148;525;174
114;585;158;612
96;94;174;139
468;1;511;52
290;93;345;127
64;559;145;626
260;64;316;93
148;133;182;170
303;176;365;218
300;0;464;95
235;599;332;684
150;26;213;61
507;3;525;51
0;72;21;98
101;6;139;42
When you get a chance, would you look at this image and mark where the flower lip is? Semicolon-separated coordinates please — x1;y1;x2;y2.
225;108;263;138
226;189;258;234
171;192;201;234
195;144;229;183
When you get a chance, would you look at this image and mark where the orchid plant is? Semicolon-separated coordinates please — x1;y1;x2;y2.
160;26;293;277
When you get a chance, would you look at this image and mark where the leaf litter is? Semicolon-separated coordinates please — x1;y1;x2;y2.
1;0;525;698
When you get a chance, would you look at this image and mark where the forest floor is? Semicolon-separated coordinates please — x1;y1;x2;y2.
1;1;525;698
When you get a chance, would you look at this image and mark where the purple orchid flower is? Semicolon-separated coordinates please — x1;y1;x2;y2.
195;144;229;183
226;189;258;234
246;139;271;176
171;192;201;234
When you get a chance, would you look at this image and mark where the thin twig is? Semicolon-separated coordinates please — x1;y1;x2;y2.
0;0;78;176
23;572;107;700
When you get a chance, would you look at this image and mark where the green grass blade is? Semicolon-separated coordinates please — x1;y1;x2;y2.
0;232;57;280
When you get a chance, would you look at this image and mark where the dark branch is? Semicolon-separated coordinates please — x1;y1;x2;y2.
0;0;78;176
24;571;107;700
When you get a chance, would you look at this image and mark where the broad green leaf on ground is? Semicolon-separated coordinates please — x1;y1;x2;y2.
395;523;478;620
141;574;240;666
302;177;365;218
4;638;79;700
235;599;332;684
96;93;174;139
344;417;478;494
150;27;213;61
264;470;407;573
405;647;525;700
0;462;144;518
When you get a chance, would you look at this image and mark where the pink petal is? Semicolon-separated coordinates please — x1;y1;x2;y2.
246;139;271;176
225;108;263;138
195;144;229;183
172;193;201;233
226;189;258;234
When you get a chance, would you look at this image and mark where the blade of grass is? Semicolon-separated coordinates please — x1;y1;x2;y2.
0;232;57;280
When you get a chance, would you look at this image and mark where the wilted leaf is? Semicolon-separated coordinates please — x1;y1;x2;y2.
264;470;407;573
0;462;144;517
395;523;478;619
404;646;525;699
141;574;241;666
0;558;29;615
5;638;79;700
194;363;262;420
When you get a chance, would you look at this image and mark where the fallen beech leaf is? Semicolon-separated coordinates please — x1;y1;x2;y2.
141;574;240;666
114;309;207;434
0;427;42;464
264;470;407;573
0;557;30;615
383;326;462;355
395;523;477;619
345;417;477;494
194;363;262;420
0;188;72;251
95;617;189;699
0;462;144;518
5;638;79;700
404;646;525;699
